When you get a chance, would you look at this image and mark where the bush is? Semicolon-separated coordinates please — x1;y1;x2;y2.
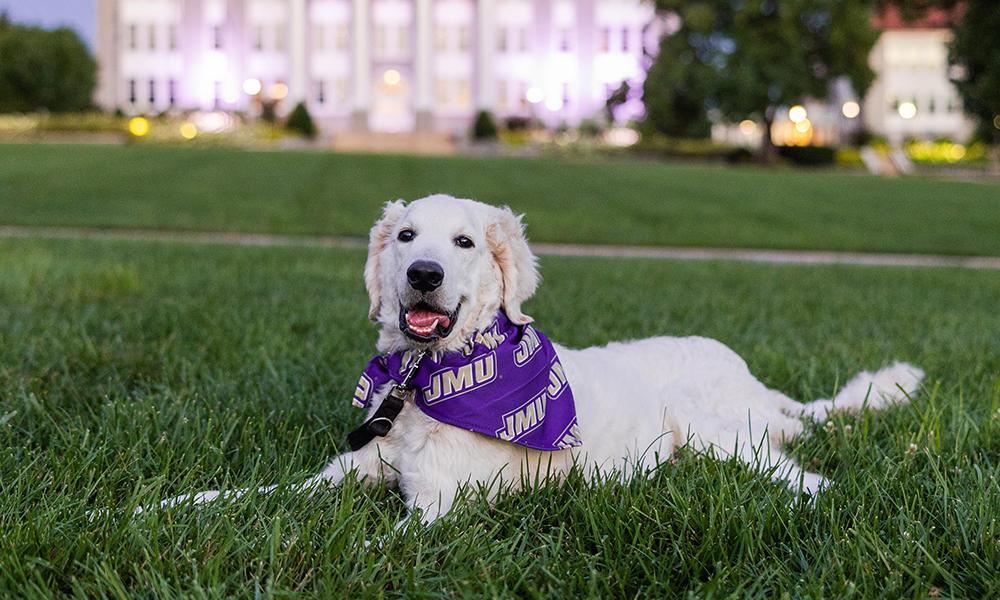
504;116;532;131
632;134;745;162
777;145;836;166
471;110;498;141
578;119;603;138
285;102;317;139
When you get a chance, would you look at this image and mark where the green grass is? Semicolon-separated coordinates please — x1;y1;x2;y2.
1;237;998;597
1;142;999;255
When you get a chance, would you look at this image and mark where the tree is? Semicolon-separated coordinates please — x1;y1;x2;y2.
948;0;1000;144
604;81;631;125
285;101;317;139
470;109;498;141
0;20;96;112
645;1;879;159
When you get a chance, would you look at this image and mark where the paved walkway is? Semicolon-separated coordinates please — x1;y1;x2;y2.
2;225;999;270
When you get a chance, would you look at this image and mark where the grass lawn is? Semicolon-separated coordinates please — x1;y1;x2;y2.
1;236;998;597
1;142;999;256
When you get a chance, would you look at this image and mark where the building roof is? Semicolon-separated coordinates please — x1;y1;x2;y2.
873;4;965;30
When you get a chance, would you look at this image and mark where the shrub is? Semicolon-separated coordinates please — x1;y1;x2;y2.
471;110;498;140
777;145;836;166
285;102;317;139
504;116;532;131
578;119;603;138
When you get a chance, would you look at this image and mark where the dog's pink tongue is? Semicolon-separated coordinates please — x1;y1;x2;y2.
407;309;450;329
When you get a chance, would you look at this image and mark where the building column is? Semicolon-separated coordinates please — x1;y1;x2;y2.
475;0;495;112
226;0;246;110
532;0;553;126
351;0;370;129
181;0;205;109
576;0;595;125
289;0;308;104
414;0;433;130
95;0;120;110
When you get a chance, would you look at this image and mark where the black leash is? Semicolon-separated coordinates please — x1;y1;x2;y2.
346;350;427;451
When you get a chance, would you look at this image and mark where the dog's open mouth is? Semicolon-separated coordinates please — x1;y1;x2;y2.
399;301;461;342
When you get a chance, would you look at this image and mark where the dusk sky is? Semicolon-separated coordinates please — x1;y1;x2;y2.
0;0;95;47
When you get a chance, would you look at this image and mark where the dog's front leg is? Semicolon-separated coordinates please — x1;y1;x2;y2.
307;441;400;491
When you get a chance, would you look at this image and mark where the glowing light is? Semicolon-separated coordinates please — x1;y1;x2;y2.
382;69;401;86
739;120;757;135
192;111;233;133
993;115;1000;130
269;82;289;100
544;96;563;111
788;105;808;124
243;78;262;95
179;122;199;140
525;87;544;104
127;117;150;137
794;118;812;134
605;127;640;147
947;144;966;161
842;101;860;119
898;102;917;119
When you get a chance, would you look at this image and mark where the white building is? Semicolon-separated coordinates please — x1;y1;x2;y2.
864;5;975;144
95;0;655;134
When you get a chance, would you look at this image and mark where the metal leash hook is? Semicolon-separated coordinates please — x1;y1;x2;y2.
346;350;428;450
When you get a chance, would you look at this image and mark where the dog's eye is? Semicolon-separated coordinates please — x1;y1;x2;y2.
454;235;475;249
397;229;416;242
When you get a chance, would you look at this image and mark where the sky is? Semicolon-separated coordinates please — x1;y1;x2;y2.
0;0;95;47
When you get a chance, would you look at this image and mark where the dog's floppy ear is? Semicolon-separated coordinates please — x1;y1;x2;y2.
364;199;407;321
487;205;539;325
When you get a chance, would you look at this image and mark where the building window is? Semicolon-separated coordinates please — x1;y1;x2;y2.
148;79;156;104
518;28;528;52
947;96;958;113
458;26;470;52
213;25;223;49
559;28;571;52
433;26;447;52
336;78;348;102
497;27;507;52
435;79;448;105
128;24;138;50
599;27;610;52
127;78;137;104
254;26;264;50
168;79;177;106
497;80;507;109
621;27;630;52
335;24;348;50
928;96;936;114
275;25;286;51
562;82;570;107
456;80;471;108
375;25;387;56
148;24;156;51
213;81;222;109
399;26;410;54
316;80;326;104
315;25;325;51
168;24;178;50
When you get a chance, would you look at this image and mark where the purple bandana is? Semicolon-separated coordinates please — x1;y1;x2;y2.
352;312;582;451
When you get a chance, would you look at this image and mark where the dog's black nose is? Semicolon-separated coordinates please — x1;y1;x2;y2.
407;260;444;292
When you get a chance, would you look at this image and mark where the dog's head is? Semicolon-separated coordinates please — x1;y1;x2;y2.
364;194;539;352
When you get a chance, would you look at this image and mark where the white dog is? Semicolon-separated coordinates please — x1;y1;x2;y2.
150;194;923;527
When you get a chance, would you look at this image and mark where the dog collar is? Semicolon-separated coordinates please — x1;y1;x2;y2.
349;311;582;452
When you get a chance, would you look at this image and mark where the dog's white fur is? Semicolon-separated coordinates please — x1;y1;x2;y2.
149;194;923;526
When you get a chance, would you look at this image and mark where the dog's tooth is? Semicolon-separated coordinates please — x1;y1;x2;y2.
431;319;440;330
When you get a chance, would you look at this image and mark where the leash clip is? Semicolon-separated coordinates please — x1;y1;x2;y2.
346;350;427;451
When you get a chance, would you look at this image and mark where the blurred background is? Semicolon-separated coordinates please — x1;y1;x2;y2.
0;0;997;175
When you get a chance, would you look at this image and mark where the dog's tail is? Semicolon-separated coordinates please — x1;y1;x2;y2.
132;476;326;516
800;361;924;420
